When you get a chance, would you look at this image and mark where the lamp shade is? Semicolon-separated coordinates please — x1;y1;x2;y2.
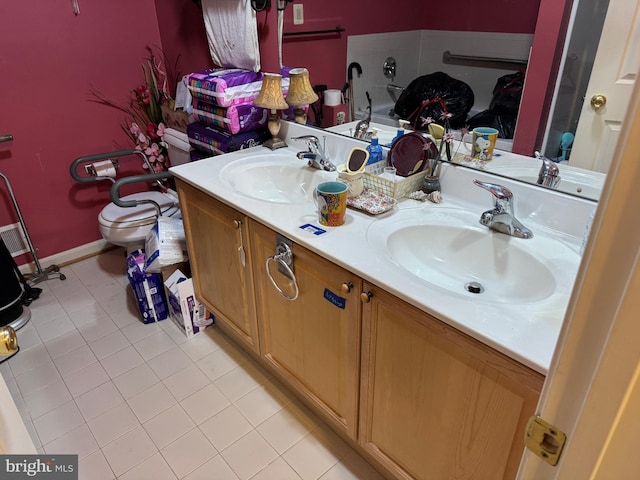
254;73;289;110
286;68;319;106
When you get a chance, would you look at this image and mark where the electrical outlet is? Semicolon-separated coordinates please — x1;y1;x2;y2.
293;4;304;25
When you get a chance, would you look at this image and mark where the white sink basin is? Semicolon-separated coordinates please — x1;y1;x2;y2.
367;207;580;304
219;154;335;204
485;164;604;200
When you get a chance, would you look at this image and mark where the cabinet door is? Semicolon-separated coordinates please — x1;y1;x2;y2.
250;219;362;439
176;180;259;353
359;283;544;480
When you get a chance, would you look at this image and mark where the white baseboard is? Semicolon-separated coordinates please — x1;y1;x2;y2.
18;239;116;275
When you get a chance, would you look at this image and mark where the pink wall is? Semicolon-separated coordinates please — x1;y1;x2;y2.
513;0;573;154
154;0;213;90
0;2;165;262
0;0;568;265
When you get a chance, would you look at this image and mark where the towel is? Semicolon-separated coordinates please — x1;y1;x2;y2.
202;0;260;72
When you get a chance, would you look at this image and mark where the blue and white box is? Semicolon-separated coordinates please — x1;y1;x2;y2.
126;249;168;324
164;269;214;337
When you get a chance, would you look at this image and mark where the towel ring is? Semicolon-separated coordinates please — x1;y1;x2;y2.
265;243;299;301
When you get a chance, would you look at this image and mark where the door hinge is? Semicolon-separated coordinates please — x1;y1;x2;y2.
525;416;567;466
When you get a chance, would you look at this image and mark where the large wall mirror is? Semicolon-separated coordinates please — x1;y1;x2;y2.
281;0;633;202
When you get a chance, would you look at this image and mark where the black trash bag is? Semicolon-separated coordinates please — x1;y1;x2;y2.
489;71;525;114
394;72;474;130
466;111;518;139
466;71;525;139
0;239;41;313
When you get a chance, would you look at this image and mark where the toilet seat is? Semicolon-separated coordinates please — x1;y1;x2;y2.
98;191;180;247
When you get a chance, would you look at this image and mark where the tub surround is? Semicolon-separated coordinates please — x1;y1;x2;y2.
171;121;595;374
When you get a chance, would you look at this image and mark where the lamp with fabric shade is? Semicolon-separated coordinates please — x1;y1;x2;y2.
254;73;289;150
285;68;319;124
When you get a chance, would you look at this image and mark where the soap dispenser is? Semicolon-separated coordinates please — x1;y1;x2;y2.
390;128;405;146
366;136;383;165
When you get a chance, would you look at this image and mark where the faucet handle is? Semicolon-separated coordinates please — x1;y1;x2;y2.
535;151;561;187
473;179;513;202
291;135;319;144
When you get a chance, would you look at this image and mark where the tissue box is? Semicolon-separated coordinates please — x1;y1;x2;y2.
144;217;189;273
126;249;168;324
192;100;269;134
187;67;293;108
164;269;214;337
187;122;270;155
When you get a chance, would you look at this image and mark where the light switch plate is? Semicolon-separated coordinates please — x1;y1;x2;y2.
293;4;304;25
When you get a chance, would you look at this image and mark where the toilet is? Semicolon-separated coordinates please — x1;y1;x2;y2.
98;128;191;251
98;190;181;251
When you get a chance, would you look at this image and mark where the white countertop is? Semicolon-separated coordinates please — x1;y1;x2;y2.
171;122;597;374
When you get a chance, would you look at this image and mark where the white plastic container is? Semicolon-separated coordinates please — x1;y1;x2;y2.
164;128;192;166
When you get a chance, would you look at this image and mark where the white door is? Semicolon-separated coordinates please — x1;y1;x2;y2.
516;66;640;477
570;0;639;173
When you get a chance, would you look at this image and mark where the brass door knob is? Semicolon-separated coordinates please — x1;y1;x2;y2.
232;219;243;229
360;291;372;303
590;94;607;110
0;326;18;355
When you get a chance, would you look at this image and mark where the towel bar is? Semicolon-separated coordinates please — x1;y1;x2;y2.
283;26;345;37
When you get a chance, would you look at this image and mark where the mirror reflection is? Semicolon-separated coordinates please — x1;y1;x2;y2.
288;1;616;202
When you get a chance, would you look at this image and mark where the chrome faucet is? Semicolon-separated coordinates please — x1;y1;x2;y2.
292;135;336;172
354;92;372;140
535;151;561;188
473;180;533;239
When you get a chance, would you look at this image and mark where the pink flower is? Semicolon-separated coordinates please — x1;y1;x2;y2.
440;112;453;120
130;123;141;136
444;132;455;143
146;122;159;139
156;123;165;138
420;116;433;127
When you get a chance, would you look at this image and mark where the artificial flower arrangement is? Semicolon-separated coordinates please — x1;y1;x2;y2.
90;46;175;173
421;112;469;165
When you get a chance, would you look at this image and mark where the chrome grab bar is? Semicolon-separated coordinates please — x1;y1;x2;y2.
442;50;528;70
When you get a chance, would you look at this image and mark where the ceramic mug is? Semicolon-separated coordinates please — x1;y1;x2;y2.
337;170;364;198
464;127;499;161
314;181;348;226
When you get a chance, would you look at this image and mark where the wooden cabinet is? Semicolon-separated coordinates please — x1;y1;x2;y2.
176;180;259;353
249;219;362;439
358;283;544;480
178;180;543;478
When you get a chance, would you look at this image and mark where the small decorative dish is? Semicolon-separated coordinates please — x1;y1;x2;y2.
346;189;397;215
388;132;439;177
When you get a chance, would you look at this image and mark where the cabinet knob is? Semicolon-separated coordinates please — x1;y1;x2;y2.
232;219;242;229
341;282;353;293
360;291;372;303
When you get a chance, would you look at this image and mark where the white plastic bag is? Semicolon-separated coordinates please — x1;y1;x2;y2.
144;217;188;273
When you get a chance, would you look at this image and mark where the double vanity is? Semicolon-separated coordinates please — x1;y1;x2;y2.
170;121;596;479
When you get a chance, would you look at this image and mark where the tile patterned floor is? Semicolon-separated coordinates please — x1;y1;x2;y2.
1;248;385;480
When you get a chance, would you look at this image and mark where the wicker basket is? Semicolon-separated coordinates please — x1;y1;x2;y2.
362;161;427;199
